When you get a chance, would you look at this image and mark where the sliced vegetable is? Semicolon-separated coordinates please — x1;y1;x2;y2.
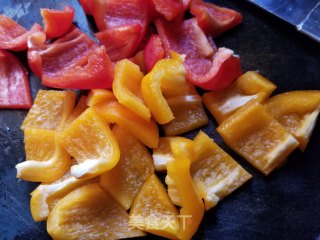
0;50;32;109
0;15;42;51
185;47;242;90
191;131;252;210
93;100;159;148
152;137;175;171
84;0;152;31
96;24;144;61
155;18;214;59
113;59;151;120
21;90;76;130
28;26;114;89
166;138;205;240
100;124;154;210
152;0;184;21
163;94;208;136
86;89;116;107
61;108;120;179
217;100;299;175
190;0;243;36
264;91;320;151
144;34;165;72
41;6;74;39
129;174;179;239
30;172;96;222
141;52;186;124
202;71;276;123
47;184;145;240
15;128;72;183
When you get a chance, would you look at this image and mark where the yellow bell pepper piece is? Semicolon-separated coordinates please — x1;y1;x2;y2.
30;172;96;221
141;52;186;124
15;128;71;183
264;90;320;151
163;94;208;136
113;59;151;120
217;100;299;175
61;108;120;179
191;131;252;210
129;174;179;239
47;183;145;240
93;100;159;148
21;90;76;130
86;89;116;107
166;138;204;240
100;124;154;210
202;71;276;123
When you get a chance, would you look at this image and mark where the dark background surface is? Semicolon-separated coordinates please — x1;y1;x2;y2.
0;0;319;240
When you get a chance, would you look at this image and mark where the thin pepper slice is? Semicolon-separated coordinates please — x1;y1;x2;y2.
93;100;159;148
166;138;205;240
113;59;151;120
61;108;120;179
141;52;186;124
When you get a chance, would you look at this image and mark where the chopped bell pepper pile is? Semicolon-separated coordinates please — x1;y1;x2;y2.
0;1;318;240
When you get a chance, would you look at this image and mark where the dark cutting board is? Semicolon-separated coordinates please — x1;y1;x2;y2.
0;1;319;240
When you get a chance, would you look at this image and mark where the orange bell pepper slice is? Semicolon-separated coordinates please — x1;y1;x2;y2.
15;128;72;183
113;59;151;120
202;71;276;123
61;108;120;179
141;52;186;124
100;124;154;210
191;131;252;210
93;100;159;148
163;94;208;136
86;89;116;107
21;90;76;130
264;90;320;151
166;138;205;240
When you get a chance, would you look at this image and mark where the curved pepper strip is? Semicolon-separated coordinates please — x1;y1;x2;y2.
166;138;205;240
16;129;72;183
93;100;159;148
86;89;116;107
113;59;151;120
61;108;120;179
141;52;186;124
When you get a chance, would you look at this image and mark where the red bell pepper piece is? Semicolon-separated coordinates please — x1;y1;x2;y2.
0;50;32;109
0;15;42;51
28;26;114;89
152;0;184;21
96;24;143;61
155;18;214;59
144;34;164;72
190;0;243;36
41;6;75;39
185;47;242;90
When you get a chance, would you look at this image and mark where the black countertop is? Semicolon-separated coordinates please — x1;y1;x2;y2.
0;0;319;239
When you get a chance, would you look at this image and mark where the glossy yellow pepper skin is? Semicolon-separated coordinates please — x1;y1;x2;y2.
113;59;151;120
166;138;205;240
141;52;186;124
